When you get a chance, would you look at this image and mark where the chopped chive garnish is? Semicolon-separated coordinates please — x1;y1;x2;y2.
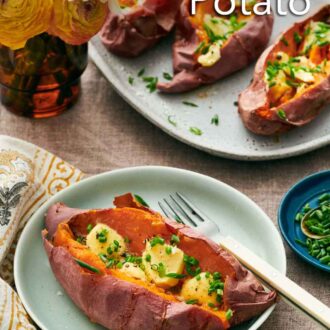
96;228;108;243
128;76;134;85
295;239;307;247
183;101;198;107
186;299;199;305
75;259;101;274
87;224;93;233
295;213;303;222
151;264;158;271
138;68;145;77
211;114;219;126
189;127;203;136
158;263;166;277
280;37;289;46
99;253;108;263
163;72;173;81
76;236;85;244
226;309;233;320
184;255;201;276
166;273;186;279
285;80;301;88
168;115;177;127
194;41;206;54
106;258;116;268
319;193;330;202
165;246;172;255
143;76;158;93
134;194;149;207
150;236;165;247
170;234;180;245
277;109;287;120
116;262;123;269
294;32;302;44
145;254;151;262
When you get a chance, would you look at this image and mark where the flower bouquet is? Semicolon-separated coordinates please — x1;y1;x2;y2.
0;0;109;117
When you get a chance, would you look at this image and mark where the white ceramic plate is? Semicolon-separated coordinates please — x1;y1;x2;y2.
90;0;330;161
15;166;286;330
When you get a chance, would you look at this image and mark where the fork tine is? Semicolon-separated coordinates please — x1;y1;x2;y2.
176;192;205;222
158;202;172;219
162;200;185;224
169;195;197;227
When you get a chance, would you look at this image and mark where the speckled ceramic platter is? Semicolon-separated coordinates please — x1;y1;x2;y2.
90;0;329;161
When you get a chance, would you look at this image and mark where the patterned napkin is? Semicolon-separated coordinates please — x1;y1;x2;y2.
0;135;84;329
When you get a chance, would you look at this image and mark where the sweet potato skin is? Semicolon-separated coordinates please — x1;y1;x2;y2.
43;235;228;330
157;0;274;93
100;0;182;57
238;5;330;136
43;194;276;329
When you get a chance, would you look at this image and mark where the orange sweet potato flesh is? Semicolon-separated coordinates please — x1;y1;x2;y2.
43;193;277;329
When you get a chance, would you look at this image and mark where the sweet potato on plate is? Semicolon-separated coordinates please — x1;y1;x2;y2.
100;0;182;57
43;193;276;330
239;5;330;136
157;0;274;93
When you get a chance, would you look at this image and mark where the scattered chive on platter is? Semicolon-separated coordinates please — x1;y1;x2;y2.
90;0;330;161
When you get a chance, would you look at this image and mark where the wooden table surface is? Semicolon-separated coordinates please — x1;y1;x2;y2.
0;61;329;330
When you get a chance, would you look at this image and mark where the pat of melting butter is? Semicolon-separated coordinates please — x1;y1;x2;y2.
142;242;184;289
118;262;146;281
198;43;221;67
180;272;218;306
86;223;126;257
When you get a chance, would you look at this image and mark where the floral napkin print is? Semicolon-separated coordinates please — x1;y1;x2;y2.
0;135;83;329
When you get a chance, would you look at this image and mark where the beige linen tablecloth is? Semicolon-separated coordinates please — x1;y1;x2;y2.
0;61;329;330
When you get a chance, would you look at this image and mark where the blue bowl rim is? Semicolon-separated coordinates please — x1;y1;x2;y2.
278;170;330;273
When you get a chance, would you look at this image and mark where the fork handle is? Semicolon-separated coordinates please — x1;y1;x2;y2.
220;236;330;329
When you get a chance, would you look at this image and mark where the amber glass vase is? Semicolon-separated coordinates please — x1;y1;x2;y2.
0;33;88;118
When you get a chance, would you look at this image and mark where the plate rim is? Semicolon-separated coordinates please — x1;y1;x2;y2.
89;39;330;162
278;170;330;273
14;166;287;330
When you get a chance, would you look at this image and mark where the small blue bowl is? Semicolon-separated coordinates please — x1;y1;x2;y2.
278;170;330;273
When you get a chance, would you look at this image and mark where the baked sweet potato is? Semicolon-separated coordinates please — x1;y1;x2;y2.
43;193;276;330
100;0;182;57
238;5;330;136
157;0;274;93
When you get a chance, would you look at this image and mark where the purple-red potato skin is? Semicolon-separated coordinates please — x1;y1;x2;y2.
100;0;182;57
157;0;274;93
43;237;226;330
43;195;276;329
238;5;330;136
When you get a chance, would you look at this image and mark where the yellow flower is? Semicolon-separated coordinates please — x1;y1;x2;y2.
50;0;109;45
0;0;53;49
